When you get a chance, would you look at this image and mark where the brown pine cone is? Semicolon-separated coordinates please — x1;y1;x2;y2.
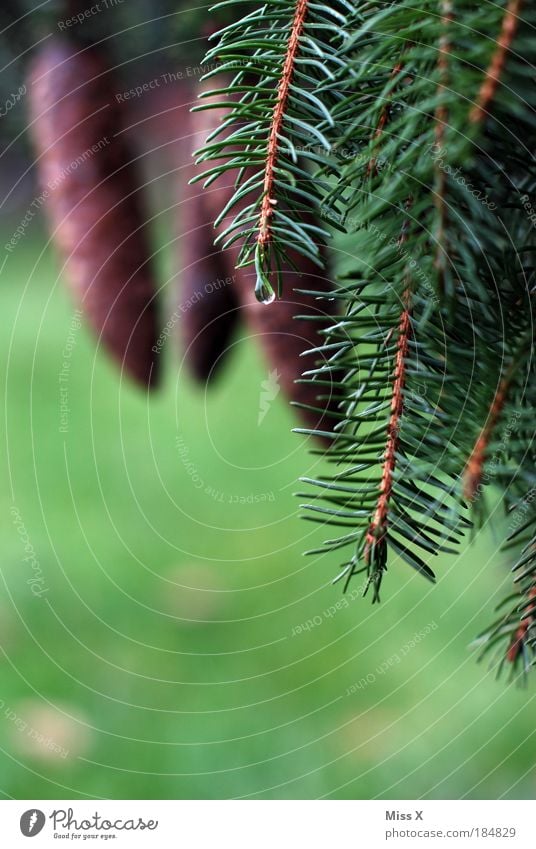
28;38;159;388
175;100;240;382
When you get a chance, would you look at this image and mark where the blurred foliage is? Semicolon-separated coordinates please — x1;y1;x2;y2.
0;230;535;799
0;0;240;150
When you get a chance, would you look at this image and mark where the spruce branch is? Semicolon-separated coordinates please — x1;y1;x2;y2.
192;0;536;678
299;0;535;601
477;519;536;679
474;334;536;678
257;0;309;266
193;0;352;302
363;288;412;599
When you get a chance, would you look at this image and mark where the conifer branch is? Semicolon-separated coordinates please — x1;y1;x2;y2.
258;0;309;252
463;363;516;500
193;0;351;302
477;522;536;678
193;0;536;680
474;338;536;677
364;289;411;597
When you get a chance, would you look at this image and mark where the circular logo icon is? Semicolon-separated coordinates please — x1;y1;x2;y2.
20;810;46;837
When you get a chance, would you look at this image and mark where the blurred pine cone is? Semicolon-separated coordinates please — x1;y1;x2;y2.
28;37;160;388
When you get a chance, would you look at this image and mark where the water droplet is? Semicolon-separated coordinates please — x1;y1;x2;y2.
255;275;275;305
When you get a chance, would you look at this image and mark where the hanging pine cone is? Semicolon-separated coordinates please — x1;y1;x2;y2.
28;37;160;387
175;96;240;382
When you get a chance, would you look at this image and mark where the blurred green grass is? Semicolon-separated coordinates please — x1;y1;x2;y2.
0;229;534;800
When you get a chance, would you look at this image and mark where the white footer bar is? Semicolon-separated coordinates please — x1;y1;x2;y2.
1;800;533;848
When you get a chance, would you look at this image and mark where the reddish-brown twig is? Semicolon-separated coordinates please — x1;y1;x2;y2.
469;0;523;124
257;0;309;249
364;293;411;562
463;363;516;500
507;587;536;663
365;212;413;563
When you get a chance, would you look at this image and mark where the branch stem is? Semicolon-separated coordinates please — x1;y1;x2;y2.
469;0;523;124
257;0;309;250
365;209;413;568
464;359;518;499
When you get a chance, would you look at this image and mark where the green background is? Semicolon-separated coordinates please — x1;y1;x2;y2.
0;226;534;800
